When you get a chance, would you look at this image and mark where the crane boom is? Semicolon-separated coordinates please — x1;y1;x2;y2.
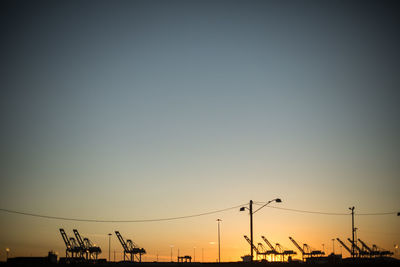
288;237;305;254
115;231;129;253
60;229;71;249
115;231;146;262
73;229;86;249
261;236;276;252
357;239;372;253
244;235;260;254
336;238;352;255
347;238;363;254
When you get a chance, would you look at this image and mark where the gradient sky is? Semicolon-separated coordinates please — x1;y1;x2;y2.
0;0;399;262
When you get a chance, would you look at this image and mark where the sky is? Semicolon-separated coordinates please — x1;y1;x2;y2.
0;0;399;262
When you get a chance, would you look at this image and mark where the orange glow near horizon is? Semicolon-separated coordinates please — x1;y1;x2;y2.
0;203;399;262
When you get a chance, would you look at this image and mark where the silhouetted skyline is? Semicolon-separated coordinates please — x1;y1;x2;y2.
0;0;399;262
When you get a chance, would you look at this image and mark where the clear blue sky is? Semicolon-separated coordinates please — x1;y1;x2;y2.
0;0;399;261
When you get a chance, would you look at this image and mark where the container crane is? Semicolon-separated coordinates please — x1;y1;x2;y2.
256;243;269;260
336;238;354;257
288;236;323;261
244;235;262;260
348;238;370;257
357;239;378;257
60;229;72;258
372;244;393;257
69;237;81;257
73;229;86;258
275;243;296;262
115;231;146;262
289;236;306;261
83;237;102;260
261;236;295;262
73;229;101;260
59;228;86;263
127;239;146;262
261;236;279;261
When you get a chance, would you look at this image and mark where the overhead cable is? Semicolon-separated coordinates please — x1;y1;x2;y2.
0;204;246;223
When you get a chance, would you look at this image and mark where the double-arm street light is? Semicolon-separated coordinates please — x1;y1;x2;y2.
240;198;282;262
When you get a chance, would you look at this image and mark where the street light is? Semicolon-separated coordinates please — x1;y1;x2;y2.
6;248;10;262
217;219;222;263
349;207;355;258
108;233;112;262
170;245;174;262
240;198;282;262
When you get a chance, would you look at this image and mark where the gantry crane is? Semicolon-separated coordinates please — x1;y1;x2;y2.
60;229;81;258
84;237;102;260
275;243;296;262
289;236;306;261
261;236;295;262
289;236;324;261
73;229;101;260
243;235;262;260
261;236;279;261
347;238;369;257
357;239;381;257
372;244;393;257
115;231;146;262
256;242;275;260
336;238;354;257
73;229;86;258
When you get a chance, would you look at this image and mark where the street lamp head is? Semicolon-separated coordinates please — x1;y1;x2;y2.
240;207;246;211
397;212;400;216
6;248;10;252
275;198;282;203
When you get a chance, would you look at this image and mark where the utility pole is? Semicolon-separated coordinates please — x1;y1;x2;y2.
250;200;254;262
240;198;282;263
349;207;355;258
108;233;112;262
217;219;222;263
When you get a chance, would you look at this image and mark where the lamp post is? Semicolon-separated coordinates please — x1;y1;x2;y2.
194;247;196;262
217;219;222;263
108;233;112;262
240;198;282;262
6;248;10;262
332;239;335;255
349;207;355;258
170;245;174;262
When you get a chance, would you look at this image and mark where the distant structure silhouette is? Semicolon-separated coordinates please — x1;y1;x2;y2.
115;231;146;262
59;228;101;263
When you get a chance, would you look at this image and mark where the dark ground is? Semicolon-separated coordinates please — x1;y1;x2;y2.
1;258;400;267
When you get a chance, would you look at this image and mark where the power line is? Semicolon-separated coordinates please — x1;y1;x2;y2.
0;203;397;223
255;201;398;216
0;204;246;223
265;206;349;215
